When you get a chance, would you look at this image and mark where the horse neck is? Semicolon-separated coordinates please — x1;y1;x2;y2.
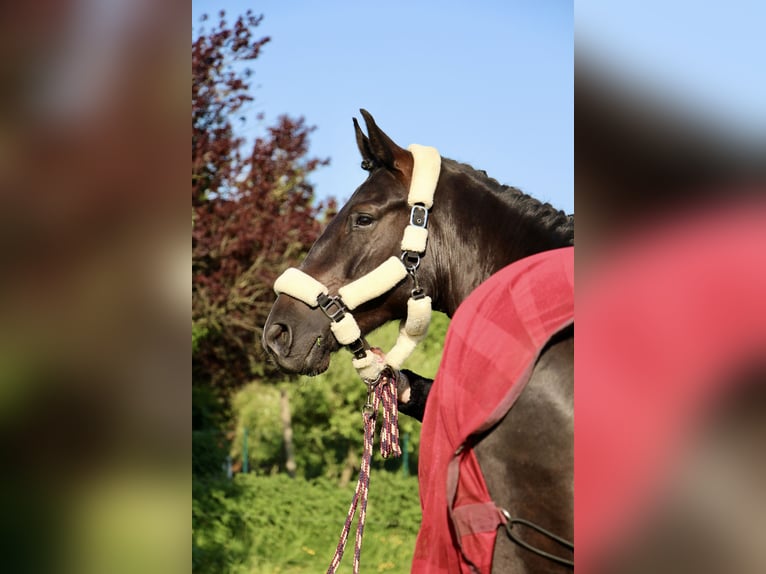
426;164;573;317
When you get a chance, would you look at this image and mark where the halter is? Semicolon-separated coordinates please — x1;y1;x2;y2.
273;144;441;382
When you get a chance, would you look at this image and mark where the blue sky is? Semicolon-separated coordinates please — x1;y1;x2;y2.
193;1;574;212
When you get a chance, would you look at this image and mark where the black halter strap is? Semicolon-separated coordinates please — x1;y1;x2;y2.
316;293;368;360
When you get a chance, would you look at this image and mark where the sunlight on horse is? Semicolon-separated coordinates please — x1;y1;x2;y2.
264;110;574;573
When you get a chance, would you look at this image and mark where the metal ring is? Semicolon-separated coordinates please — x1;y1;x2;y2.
401;251;421;271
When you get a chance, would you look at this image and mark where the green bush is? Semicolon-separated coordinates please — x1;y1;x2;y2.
193;312;448;571
193;473;422;573
230;384;284;475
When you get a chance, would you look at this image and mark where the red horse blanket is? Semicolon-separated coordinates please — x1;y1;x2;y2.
412;247;574;573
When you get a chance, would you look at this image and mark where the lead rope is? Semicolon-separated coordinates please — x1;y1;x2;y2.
327;369;401;574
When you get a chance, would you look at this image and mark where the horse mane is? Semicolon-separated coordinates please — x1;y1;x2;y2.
444;158;575;246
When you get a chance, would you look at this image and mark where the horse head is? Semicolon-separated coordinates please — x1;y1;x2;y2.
263;110;426;375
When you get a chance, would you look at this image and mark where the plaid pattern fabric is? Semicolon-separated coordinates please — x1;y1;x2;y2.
412;247;574;573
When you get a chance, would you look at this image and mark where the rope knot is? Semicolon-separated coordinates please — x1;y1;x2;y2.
375;369;402;459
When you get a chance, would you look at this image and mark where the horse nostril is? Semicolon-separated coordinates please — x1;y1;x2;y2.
265;323;292;357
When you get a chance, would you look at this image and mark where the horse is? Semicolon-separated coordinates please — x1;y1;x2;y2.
263;110;574;573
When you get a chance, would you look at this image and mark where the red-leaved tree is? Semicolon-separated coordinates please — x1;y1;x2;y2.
192;11;334;395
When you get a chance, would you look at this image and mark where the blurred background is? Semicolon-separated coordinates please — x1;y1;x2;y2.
1;0;188;573
576;2;766;573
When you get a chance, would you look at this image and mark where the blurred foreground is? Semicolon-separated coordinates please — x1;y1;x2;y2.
576;41;766;574
0;0;188;572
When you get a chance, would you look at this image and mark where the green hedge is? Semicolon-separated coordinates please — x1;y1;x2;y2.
193;472;422;573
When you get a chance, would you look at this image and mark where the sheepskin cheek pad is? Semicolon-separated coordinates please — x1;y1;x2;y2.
406;144;441;208
385;296;432;369
384;328;419;371
329;314;361;346
338;256;408;310
273;267;327;306
403;296;432;337
401;225;429;253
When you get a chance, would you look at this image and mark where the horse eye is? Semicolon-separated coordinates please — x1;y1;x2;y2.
353;214;375;228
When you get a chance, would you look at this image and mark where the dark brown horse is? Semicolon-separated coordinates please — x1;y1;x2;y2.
263;110;574;573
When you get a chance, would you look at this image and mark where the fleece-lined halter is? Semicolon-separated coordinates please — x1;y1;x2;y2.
273;144;441;382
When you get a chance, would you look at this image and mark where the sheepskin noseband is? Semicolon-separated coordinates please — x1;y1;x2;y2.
273;144;440;382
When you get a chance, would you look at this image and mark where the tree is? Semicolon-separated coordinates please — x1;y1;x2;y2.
192;10;334;396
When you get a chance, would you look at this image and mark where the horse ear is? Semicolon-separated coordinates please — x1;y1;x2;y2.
358;109;413;179
353;118;376;171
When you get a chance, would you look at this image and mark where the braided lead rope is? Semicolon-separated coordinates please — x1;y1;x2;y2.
327;371;401;574
377;373;401;458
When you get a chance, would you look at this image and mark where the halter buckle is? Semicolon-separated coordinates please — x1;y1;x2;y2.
409;204;429;228
347;337;368;360
317;293;346;322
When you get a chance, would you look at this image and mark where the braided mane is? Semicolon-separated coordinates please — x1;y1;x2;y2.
444;158;574;246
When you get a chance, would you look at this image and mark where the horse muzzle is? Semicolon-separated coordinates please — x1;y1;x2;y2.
262;295;336;375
